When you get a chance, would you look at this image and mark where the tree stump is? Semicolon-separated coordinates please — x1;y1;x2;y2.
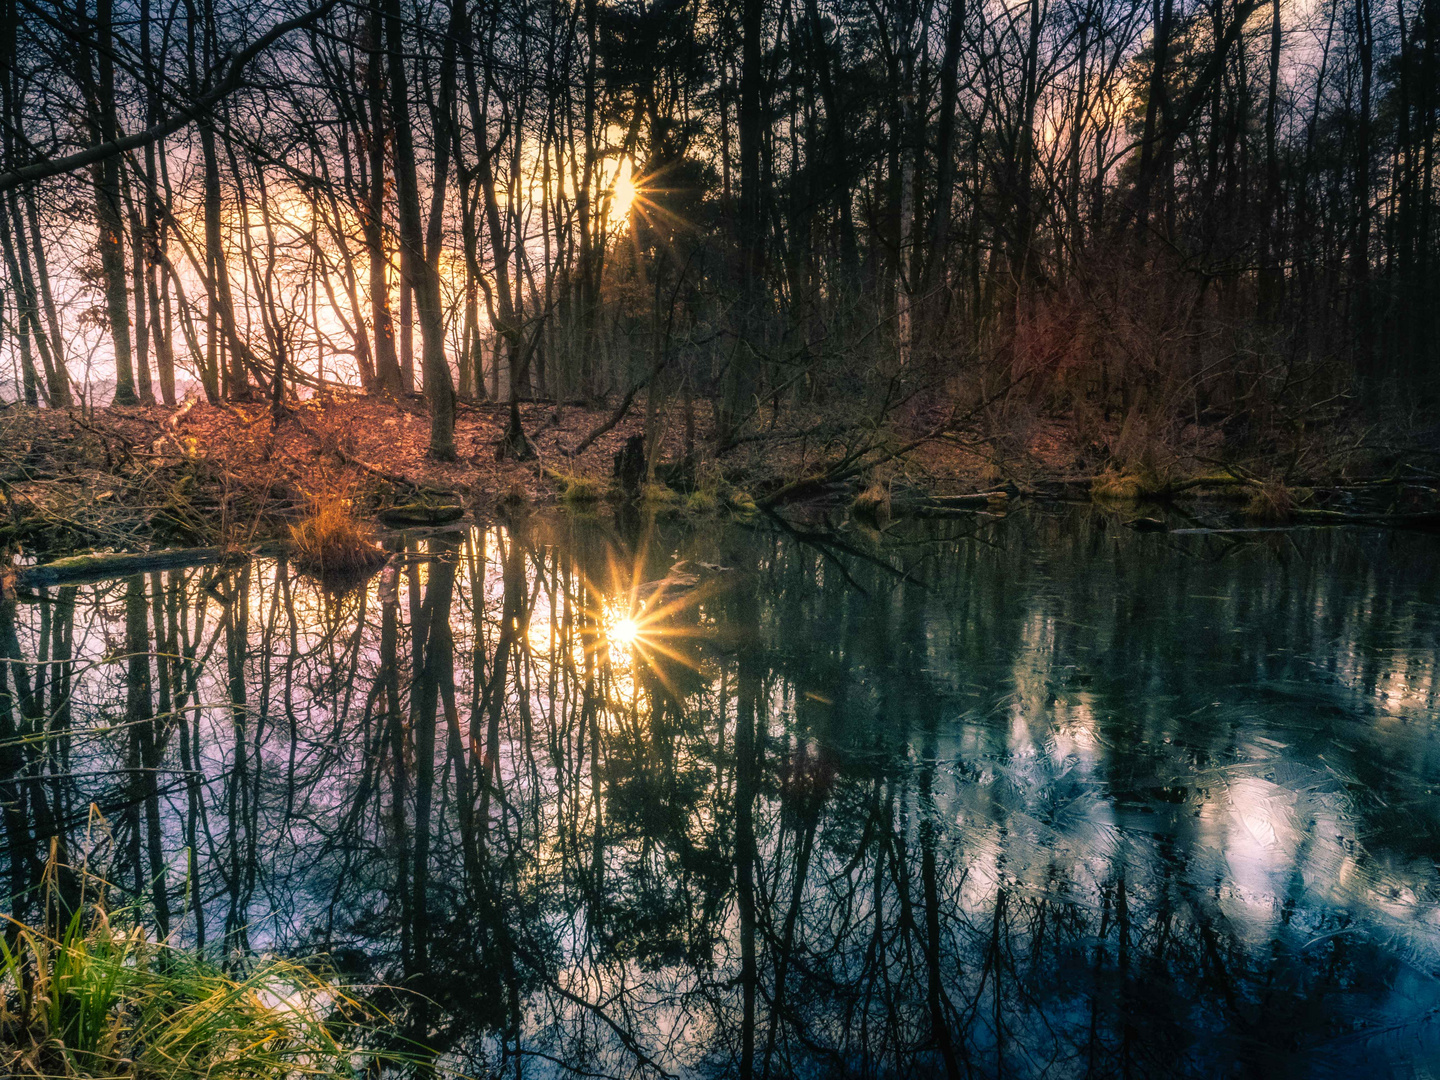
613;434;645;501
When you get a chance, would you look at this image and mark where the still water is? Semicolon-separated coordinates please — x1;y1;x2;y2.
3;508;1438;1078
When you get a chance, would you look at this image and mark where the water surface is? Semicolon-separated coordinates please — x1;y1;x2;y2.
3;508;1438;1077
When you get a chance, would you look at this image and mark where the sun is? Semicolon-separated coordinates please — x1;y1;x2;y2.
613;158;637;219
609;615;641;646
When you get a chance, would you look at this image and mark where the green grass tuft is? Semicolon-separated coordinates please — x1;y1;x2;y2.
726;490;759;516
558;474;602;504
0;902;411;1079
685;489;718;513
640;482;680;506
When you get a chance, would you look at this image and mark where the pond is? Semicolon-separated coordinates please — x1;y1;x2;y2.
2;508;1438;1078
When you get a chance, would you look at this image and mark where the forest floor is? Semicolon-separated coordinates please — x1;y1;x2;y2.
2;391;1438;560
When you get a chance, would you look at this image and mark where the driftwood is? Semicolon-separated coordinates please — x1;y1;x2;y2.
1148;510;1440;536
1124;516;1168;532
910;490;1012;508
1290;508;1440;529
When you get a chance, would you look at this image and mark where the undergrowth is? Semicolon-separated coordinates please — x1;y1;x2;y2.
1243;479;1296;521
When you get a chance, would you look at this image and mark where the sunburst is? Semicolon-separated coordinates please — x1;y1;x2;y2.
608;615;641;645
610;158;692;245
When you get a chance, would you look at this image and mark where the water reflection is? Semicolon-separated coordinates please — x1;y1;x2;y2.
3;510;1439;1077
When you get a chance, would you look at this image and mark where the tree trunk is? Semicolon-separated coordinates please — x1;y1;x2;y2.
367;0;403;394
385;0;456;458
91;0;138;404
23;193;72;404
722;0;765;442
1258;0;1283;318
128;198;155;404
921;0;966;305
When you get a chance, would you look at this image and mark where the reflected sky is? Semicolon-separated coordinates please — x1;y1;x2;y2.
2;508;1438;1078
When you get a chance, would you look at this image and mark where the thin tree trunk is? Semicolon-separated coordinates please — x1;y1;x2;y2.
90;0;138;404
367;0;403;394
385;0;456;457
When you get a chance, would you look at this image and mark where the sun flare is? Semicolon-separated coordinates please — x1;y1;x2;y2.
609;615;641;646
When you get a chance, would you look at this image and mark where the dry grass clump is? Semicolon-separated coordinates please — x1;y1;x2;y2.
1091;466;1163;502
1243;479;1295;521
852;482;892;526
288;492;385;576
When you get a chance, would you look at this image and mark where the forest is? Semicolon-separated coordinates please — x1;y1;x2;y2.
3;1;1440;1076
0;0;1435;492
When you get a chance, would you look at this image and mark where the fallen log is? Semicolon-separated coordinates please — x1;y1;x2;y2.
167;397;198;430
1290;508;1440;529
379;503;467;526
13;544;279;588
887;489;1014;517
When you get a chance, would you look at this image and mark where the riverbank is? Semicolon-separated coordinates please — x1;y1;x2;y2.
1;393;1437;558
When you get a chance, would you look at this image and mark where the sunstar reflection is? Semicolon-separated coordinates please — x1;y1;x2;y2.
588;550;720;706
